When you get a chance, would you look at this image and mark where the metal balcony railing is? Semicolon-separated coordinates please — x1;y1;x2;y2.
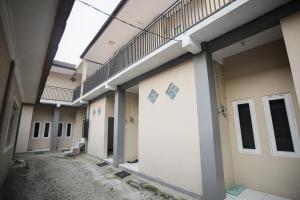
81;0;235;95
73;85;81;101
41;85;74;102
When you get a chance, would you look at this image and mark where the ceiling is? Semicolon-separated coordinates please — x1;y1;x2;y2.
127;84;139;93
0;0;60;103
83;0;177;64
213;25;283;64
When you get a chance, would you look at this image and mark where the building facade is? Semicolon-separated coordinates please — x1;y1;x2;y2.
0;0;74;188
14;0;300;199
16;62;86;153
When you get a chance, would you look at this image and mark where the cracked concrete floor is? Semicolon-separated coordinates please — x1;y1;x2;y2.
0;152;192;200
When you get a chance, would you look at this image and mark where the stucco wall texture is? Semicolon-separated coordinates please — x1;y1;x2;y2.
138;60;202;195
222;40;300;199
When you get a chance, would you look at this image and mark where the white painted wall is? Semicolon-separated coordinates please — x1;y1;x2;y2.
46;71;81;90
15;105;34;153
56;107;76;149
87;97;108;159
73;108;86;145
87;93;139;162
138;60;202;195
27;105;77;151
124;92;139;162
214;62;235;189
28;105;53;151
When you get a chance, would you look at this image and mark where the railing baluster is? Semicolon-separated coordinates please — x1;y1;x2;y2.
187;0;190;28
152;24;155;51
159;19;161;46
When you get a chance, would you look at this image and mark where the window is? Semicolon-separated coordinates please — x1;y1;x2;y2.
148;89;158;104
5;102;19;148
263;93;300;157
233;99;261;154
58;123;63;137
66;123;72;137
33;122;40;138
43;122;51;138
166;82;179;100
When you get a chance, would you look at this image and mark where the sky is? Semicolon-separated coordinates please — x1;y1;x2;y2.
54;0;120;65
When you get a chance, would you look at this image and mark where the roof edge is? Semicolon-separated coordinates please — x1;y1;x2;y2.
36;0;75;103
80;0;128;59
53;60;76;70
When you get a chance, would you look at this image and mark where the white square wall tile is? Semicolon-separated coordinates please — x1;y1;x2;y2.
224;189;291;200
235;189;266;200
225;193;236;200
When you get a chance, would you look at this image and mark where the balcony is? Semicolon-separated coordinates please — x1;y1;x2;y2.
41;85;74;103
81;0;235;96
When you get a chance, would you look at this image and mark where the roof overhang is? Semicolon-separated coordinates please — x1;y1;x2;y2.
78;0;293;102
53;60;76;69
51;60;76;75
81;0;178;63
0;0;75;104
213;25;283;64
50;65;76;76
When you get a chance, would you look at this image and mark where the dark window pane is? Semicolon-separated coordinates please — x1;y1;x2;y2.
66;123;71;137
34;123;40;138
238;103;255;149
58;123;63;137
44;123;50;137
269;99;294;152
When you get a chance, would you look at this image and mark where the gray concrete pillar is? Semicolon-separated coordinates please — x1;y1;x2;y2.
50;105;60;151
193;50;225;200
281;11;300;108
113;90;125;167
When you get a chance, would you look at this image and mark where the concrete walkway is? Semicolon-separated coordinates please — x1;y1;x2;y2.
0;152;191;200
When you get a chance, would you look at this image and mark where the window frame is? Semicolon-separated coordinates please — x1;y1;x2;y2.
3;98;20;153
32;122;41;139
65;122;72;138
57;122;64;138
42;122;52;138
263;93;300;158
232;98;261;154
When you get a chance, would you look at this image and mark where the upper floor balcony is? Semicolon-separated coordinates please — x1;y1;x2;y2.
74;0;289;102
80;0;236;97
41;60;82;105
